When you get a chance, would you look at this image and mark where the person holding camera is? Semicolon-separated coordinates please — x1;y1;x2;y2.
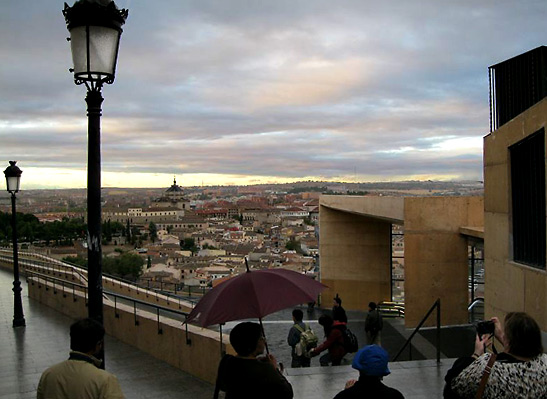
443;312;546;399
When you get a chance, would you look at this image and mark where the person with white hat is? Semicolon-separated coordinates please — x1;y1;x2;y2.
333;345;405;399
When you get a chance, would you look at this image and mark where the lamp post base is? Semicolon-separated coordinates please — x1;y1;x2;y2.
12;281;26;328
13;317;26;328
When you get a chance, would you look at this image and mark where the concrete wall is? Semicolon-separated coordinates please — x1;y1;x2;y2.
404;196;483;327
320;196;404;224
484;98;547;331
319;201;393;311
319;195;483;328
27;276;234;384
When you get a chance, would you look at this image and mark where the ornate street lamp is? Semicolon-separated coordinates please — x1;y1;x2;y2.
63;0;128;328
4;161;26;328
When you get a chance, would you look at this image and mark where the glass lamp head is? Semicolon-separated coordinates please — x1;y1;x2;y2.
4;161;22;194
63;0;128;86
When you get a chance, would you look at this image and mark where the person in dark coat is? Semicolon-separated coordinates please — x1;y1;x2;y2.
365;301;383;345
332;294;348;323
214;322;293;399
333;345;404;399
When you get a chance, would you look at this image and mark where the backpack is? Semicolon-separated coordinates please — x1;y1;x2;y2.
342;327;359;353
294;324;318;357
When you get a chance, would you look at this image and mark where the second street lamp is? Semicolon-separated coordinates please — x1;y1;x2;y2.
4;161;26;328
62;0;128;330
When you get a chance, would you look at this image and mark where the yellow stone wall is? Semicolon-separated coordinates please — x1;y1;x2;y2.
319;203;394;312
484;98;547;331
319;195;483;328
404;196;483;327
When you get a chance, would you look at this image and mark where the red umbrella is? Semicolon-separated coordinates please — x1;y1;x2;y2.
186;266;327;328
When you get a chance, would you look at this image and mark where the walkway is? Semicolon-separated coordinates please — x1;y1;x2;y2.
1;268;456;399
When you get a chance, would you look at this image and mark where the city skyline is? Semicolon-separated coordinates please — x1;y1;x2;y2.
1;1;545;189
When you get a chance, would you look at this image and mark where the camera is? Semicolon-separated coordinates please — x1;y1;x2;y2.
476;320;495;336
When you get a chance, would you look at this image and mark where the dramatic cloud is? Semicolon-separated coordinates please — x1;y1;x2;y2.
0;0;545;188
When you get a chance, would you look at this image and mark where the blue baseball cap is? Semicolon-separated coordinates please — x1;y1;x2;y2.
352;345;391;376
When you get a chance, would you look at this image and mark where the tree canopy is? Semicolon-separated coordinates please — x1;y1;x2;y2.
63;252;144;281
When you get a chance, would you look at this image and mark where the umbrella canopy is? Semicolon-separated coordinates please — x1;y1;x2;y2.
186;268;327;327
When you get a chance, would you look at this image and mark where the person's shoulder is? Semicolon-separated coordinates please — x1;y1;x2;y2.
40;358;74;376
386;386;405;398
529;353;547;367
292;322;306;330
218;354;236;368
332;387;352;399
536;353;547;361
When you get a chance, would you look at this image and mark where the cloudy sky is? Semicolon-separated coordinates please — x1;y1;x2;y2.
1;1;545;189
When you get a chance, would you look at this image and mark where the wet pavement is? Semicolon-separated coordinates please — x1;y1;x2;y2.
1;267;460;399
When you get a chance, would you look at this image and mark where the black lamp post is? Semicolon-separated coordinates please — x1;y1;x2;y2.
62;0;128;327
4;161;26;328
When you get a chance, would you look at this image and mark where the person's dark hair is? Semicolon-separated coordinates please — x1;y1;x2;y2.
369;302;377;310
319;314;333;336
333;306;347;323
229;322;262;357
504;312;543;358
292;309;304;322
70;318;105;353
334;296;342;306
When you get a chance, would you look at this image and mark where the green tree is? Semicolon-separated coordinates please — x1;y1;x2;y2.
62;255;88;268
149;222;158;243
0;211;86;246
126;219;131;240
103;220;113;243
103;253;143;281
180;238;198;254
285;239;301;252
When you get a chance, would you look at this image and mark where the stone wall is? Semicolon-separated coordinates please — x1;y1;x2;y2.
484;98;547;331
27;276;233;384
404;196;483;327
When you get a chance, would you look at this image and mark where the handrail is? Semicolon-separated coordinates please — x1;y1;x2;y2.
392;298;441;363
467;297;484;311
468;297;485;323
0;250;88;283
378;301;405;317
25;270;202;345
1;250;195;309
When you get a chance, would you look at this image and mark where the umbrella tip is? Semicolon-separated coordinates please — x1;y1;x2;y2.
244;257;250;273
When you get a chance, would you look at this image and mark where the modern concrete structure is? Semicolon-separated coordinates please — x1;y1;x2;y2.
484;97;547;331
320;47;547;337
483;46;547;334
319;195;483;328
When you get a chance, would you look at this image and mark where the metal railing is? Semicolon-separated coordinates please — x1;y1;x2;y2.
378;301;405;317
1;249;195;310
468;297;484;323
392;298;441;363
25;270;198;345
0;251;88;284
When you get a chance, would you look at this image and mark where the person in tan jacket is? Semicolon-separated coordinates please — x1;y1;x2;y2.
37;318;124;399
